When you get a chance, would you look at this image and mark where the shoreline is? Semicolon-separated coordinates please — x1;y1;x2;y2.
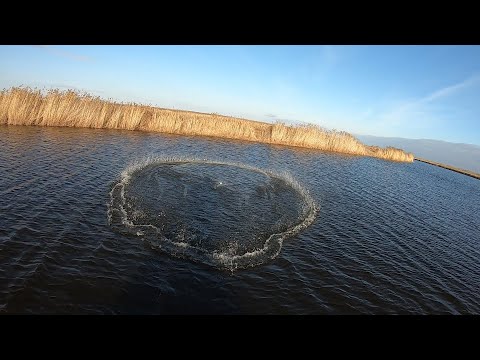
415;157;480;180
0;87;414;163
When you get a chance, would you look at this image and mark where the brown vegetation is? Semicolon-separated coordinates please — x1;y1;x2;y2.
415;157;480;180
0;87;414;162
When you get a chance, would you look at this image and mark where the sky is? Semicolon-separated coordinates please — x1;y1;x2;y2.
1;45;479;145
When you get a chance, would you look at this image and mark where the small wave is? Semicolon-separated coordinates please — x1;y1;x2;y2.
107;157;318;271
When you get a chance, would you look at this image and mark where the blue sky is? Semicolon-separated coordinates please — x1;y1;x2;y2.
1;45;479;145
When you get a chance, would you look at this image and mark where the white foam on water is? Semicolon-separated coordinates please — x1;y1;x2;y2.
107;157;319;271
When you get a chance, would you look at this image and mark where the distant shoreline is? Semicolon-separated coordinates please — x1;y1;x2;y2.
415;158;480;180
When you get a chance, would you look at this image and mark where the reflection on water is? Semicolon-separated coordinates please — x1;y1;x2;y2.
1;126;479;314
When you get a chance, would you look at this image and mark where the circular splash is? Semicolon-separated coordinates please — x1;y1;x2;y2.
107;158;318;270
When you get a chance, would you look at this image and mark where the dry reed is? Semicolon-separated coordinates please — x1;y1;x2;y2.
0;87;414;162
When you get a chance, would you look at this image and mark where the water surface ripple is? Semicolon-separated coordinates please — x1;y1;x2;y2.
1;126;479;314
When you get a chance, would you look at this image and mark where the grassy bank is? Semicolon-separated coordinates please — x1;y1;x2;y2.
415;157;480;180
0;87;414;162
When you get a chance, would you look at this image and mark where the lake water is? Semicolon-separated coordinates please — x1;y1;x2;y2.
1;126;479;314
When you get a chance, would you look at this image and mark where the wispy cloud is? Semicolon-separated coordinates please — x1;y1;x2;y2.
320;45;340;66
262;113;302;125
32;45;92;62
305;46;340;78
379;73;480;130
25;81;106;97
421;74;480;103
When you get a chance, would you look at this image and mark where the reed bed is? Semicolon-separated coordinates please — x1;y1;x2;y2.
0;87;414;162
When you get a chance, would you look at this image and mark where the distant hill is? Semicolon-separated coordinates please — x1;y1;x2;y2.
356;135;480;174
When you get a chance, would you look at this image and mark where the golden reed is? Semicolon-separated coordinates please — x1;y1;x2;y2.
0;87;414;162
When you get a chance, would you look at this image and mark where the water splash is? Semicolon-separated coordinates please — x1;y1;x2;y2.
107;157;319;271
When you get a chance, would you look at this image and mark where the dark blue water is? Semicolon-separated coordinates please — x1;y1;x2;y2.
1;126;479;314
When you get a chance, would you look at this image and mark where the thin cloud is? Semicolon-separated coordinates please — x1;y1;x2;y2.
421;74;480;103
407;73;480;109
32;45;92;62
321;45;339;66
379;73;480;127
263;113;302;124
26;81;106;97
